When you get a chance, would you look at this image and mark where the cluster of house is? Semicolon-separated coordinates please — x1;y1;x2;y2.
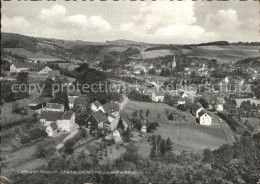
38;103;76;137
191;103;212;126
10;62;53;74
85;100;132;142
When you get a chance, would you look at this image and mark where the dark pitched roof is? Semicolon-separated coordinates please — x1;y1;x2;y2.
92;110;107;123
178;91;185;97
68;96;76;104
102;102;119;114
198;110;206;118
29;64;47;72
120;112;132;125
192;103;202;112
62;110;74;120
93;100;101;108
46;103;64;110
49;122;58;130
68;90;81;97
40;111;64;121
153;89;165;96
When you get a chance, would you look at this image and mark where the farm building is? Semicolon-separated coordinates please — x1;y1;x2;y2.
152;89;165;102
10;63;52;74
28;97;51;113
85;110;108;131
198;110;212;126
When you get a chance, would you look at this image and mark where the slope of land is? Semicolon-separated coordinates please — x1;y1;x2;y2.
182;45;259;63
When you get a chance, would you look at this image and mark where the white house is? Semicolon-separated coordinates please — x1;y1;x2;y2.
178;91;188;98
141;125;147;133
113;128;123;143
215;97;225;112
177;97;186;105
215;102;224;112
10;63;52;74
10;63;30;73
198;111;212;126
90;100;102;112
57;110;76;132
46;122;58;137
40;110;76;136
152;89;165;102
68;96;76;109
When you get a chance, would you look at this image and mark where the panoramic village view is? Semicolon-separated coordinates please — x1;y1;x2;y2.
1;1;260;184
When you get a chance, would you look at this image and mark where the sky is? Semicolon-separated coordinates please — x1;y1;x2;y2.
2;0;259;44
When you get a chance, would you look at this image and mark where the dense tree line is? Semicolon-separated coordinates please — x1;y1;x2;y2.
127;91;151;102
11;132;259;184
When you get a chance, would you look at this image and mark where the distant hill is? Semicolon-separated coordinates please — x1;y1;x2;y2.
235;57;260;67
2;33;38;52
4;48;61;61
106;39;155;46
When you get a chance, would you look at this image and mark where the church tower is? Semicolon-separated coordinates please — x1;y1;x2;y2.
172;54;176;70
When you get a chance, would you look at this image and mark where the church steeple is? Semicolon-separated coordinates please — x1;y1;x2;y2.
172;54;176;70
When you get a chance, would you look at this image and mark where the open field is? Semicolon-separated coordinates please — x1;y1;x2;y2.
4;48;61;61
124;101;173;123
156;123;227;151
2;134;67;177
124;100;235;152
183;45;259;63
141;49;172;59
0;97;35;125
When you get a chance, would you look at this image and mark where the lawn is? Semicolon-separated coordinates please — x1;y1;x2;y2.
1;134;68;177
183;45;259;63
123;101;174;123
4;48;61;61
156;123;226;151
124;100;232;152
0;97;35;125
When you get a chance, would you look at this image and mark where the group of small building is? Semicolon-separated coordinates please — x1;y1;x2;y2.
85;100;132;143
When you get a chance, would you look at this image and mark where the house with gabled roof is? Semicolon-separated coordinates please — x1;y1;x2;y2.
85;110;108;131
10;63;30;73
191;103;204;118
46;122;58;137
198;110;212;126
113;128;123;143
28;97;51;113
90;100;102;112
178;91;188;98
215;97;225;112
10;62;52;74
101;102;120;116
40;111;64;126
152;89;165;102
40;110;76;136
